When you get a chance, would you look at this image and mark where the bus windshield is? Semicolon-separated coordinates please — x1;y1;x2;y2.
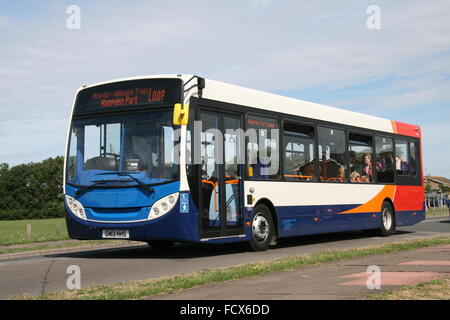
66;110;180;186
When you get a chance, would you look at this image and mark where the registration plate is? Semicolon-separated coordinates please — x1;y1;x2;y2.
102;230;130;239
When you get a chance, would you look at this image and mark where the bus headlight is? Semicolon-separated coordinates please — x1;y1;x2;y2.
148;193;179;220
65;195;87;220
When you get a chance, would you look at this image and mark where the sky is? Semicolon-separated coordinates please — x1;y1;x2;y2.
0;0;449;176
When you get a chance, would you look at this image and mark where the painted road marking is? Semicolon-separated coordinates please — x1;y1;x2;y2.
339;271;449;286
398;260;450;266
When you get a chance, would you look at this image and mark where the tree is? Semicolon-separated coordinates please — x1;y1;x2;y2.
0;163;8;176
0;157;65;220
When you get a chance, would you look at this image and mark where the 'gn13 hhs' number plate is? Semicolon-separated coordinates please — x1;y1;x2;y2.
102;230;130;239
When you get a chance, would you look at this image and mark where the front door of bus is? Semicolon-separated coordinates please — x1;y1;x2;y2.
198;111;244;239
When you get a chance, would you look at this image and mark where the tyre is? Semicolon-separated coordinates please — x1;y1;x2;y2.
249;204;276;251
379;201;396;236
147;240;174;250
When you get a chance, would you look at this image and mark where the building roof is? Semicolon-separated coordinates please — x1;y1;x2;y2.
426;176;450;186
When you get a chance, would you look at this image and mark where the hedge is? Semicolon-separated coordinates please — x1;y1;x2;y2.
0;206;66;221
0;157;65;220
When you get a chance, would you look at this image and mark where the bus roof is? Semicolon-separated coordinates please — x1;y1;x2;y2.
78;74;421;138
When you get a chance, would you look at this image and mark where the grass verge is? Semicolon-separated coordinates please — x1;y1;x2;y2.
1;210;445;247
0;218;69;246
370;278;450;300
426;209;449;218
0;240;115;255
18;236;450;300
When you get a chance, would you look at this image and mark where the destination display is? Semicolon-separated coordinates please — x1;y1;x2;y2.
74;78;183;115
247;115;278;129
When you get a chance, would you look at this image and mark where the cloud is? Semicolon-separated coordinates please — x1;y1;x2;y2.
0;0;449;176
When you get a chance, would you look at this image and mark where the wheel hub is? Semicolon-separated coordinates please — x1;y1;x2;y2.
382;208;392;230
252;214;269;242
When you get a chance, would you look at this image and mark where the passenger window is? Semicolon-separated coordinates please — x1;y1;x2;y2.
318;127;346;182
348;133;373;183
246;115;280;179
395;139;410;175
409;142;420;176
409;141;417;176
375;136;394;183
283;123;316;181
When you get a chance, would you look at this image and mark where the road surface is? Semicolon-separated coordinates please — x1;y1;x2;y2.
0;218;448;299
149;243;450;300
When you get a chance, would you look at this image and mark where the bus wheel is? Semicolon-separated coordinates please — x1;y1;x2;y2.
147;240;174;250
379;202;396;236
249;204;275;251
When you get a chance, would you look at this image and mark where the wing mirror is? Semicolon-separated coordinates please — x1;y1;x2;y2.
173;103;189;125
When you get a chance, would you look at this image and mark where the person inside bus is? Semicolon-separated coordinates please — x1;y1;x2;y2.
385;151;395;170
324;157;345;182
376;156;385;172
350;171;361;182
337;167;346;182
396;155;409;173
291;161;314;180
349;151;357;172
302;162;315;180
361;153;372;182
376;151;394;172
319;152;327;181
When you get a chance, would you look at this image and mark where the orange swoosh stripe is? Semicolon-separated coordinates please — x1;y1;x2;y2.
338;185;396;214
390;120;397;134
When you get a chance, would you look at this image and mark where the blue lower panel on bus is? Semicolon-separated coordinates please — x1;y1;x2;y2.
65;195;200;242
277;212;378;238
395;210;426;227
274;204;425;238
86;207;151;222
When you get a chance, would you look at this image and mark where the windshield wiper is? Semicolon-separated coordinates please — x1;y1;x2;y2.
96;172;179;187
94;172;159;194
75;179;141;197
75;180;109;197
120;174;154;194
75;176;157;197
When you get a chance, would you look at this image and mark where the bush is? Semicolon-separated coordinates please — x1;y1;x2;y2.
0;157;65;220
0;206;66;221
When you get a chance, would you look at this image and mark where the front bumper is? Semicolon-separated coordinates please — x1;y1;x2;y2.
64;197;199;242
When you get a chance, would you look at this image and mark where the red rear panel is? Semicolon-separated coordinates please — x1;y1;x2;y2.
391;121;424;218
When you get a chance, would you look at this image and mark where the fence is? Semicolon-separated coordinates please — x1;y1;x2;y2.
425;192;450;210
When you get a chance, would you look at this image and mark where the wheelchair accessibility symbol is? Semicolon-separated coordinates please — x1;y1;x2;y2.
180;193;189;213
